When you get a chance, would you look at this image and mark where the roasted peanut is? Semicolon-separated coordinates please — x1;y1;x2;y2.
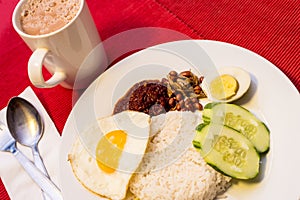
194;85;201;94
180;71;192;77
194;102;203;110
191;97;198;103
168;97;176;107
169;71;178;76
199;76;204;83
176;93;183;101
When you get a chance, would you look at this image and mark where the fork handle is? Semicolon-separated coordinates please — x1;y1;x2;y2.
12;148;62;200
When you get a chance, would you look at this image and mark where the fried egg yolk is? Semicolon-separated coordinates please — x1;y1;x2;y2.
96;130;127;173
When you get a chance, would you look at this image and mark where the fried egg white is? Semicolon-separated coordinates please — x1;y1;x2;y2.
68;111;150;200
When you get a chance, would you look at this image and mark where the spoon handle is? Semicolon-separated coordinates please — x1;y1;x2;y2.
11;147;63;200
33;146;50;177
32;146;52;200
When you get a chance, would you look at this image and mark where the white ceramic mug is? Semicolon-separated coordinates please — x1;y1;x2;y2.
12;0;107;89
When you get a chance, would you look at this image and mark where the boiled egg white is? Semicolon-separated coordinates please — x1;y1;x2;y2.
202;67;251;102
68;111;150;200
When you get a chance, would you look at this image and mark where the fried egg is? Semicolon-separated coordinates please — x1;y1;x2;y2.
68;111;150;200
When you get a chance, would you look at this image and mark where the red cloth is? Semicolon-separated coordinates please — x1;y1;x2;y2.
0;0;299;199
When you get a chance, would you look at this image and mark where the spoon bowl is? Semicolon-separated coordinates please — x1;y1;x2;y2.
6;97;44;147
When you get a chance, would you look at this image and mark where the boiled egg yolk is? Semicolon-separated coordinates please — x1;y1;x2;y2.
210;74;239;100
96;130;127;173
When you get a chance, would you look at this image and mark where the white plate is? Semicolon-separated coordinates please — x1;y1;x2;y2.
59;40;300;200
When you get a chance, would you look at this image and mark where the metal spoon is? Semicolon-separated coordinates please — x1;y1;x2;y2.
6;97;52;200
0;122;62;200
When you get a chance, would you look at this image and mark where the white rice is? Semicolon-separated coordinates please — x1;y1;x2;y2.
129;111;231;200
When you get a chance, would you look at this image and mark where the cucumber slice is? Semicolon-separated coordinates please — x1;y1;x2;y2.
203;103;270;153
193;123;260;179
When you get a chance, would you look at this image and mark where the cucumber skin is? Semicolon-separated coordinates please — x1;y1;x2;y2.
192;141;201;149
203;103;270;153
205;155;260;180
195;123;208;132
193;123;260;179
193;123;207;149
203;102;219;109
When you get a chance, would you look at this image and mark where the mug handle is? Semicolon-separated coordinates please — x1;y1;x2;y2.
28;48;66;88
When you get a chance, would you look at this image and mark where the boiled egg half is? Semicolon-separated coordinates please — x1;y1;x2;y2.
202;67;251;102
68;111;150;200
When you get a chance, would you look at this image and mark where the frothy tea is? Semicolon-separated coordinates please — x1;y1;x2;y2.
20;0;80;35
